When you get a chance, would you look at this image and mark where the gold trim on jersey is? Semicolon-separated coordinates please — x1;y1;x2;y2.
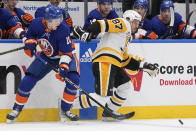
100;63;111;96
98;20;106;33
92;47;132;68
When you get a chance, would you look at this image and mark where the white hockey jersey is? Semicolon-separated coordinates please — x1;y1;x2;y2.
92;18;133;67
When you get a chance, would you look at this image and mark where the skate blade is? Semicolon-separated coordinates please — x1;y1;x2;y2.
60;117;79;125
6;119;16;124
102;117;121;122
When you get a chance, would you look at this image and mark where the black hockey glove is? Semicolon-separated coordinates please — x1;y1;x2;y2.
73;26;92;43
140;62;159;77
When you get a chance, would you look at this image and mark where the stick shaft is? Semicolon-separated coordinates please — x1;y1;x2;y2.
0;46;24;55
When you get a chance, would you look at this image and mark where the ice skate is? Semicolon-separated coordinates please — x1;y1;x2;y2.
6;110;20;123
60;110;79;122
102;108;122;122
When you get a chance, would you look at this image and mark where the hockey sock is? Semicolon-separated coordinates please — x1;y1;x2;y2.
106;90;126;112
61;72;79;112
13;75;39;112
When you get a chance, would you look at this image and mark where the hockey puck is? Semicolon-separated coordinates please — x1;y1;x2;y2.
178;119;183;125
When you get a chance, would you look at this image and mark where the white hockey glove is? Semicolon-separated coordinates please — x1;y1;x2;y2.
73;26;92;43
140;62;159;77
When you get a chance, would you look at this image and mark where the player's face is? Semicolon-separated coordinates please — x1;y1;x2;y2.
46;16;63;30
98;2;112;17
5;0;18;10
131;20;140;34
50;0;61;7
134;6;147;18
160;9;171;24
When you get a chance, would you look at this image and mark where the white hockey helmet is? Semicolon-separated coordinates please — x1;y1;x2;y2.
123;10;142;23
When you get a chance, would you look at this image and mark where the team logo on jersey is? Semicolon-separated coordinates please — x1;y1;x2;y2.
80;48;93;62
38;38;54;56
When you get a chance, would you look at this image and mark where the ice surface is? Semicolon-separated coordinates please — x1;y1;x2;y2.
1;119;196;131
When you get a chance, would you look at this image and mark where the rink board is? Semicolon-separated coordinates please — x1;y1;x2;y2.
0;39;196;122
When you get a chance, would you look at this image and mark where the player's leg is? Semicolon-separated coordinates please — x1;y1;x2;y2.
102;67;131;121
6;53;57;123
59;54;80;121
72;62;115;109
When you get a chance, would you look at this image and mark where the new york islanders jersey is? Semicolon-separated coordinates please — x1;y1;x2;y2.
92;18;133;67
0;8;23;39
8;8;25;26
150;12;186;38
140;17;152;31
35;5;73;30
26;18;74;58
83;8;119;30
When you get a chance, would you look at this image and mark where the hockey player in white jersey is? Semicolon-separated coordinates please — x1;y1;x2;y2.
73;10;159;121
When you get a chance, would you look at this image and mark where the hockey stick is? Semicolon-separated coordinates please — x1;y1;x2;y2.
65;0;68;18
181;10;195;38
35;53;135;120
0;46;24;55
160;7;174;39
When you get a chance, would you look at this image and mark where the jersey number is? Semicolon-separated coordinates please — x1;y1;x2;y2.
112;19;123;29
66;36;72;44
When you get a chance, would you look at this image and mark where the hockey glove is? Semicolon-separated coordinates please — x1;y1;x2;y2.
65;17;73;28
145;31;158;39
22;13;34;25
73;26;92;43
56;63;69;82
24;39;37;58
140;62;159;77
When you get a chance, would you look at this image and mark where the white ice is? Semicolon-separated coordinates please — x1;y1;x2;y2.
1;119;196;131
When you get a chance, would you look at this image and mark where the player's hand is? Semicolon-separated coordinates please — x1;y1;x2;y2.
24;39;37;58
22;13;34;25
56;63;69;82
145;31;158;39
65;17;72;28
140;62;159;77
73;26;92;43
191;30;196;39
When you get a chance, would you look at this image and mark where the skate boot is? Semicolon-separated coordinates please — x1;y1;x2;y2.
102;106;121;122
60;110;79;122
6;110;20;123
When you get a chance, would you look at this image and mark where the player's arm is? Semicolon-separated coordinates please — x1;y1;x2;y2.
123;58;159;78
133;29;158;39
176;13;196;39
23;20;39;58
73;18;127;43
56;28;74;82
64;13;73;29
180;25;196;39
17;8;34;26
6;14;25;39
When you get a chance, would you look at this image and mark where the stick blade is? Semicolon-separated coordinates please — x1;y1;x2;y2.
114;111;135;120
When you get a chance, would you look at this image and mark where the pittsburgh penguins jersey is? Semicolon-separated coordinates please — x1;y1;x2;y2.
150;12;195;38
91;18;132;67
26;17;74;58
0;8;23;39
83;8;119;31
35;5;73;30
